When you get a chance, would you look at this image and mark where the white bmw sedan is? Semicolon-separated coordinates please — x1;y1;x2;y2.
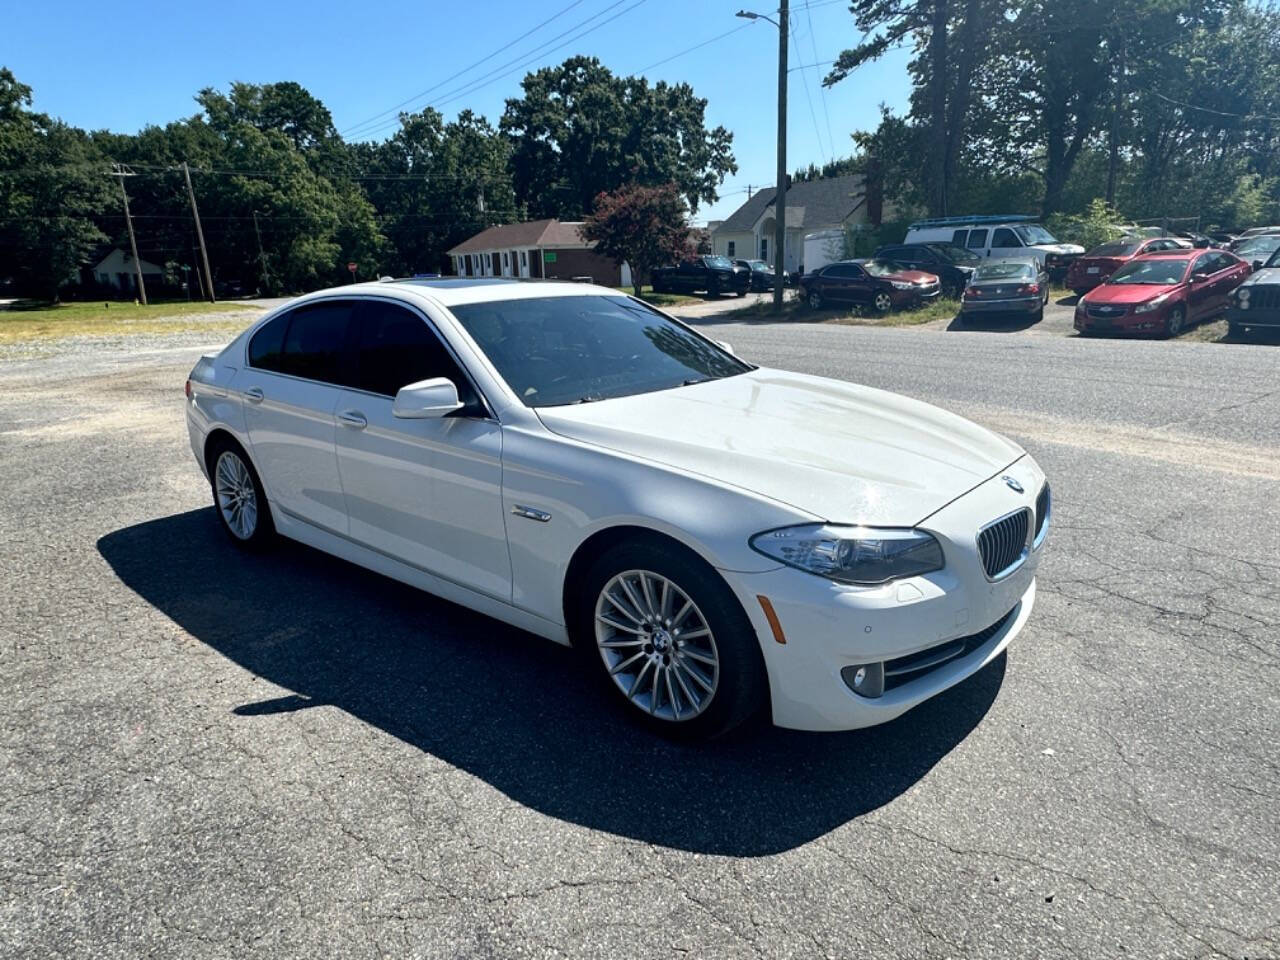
186;279;1048;738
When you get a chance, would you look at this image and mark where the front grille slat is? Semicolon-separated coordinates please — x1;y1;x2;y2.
882;607;1017;692
977;508;1030;579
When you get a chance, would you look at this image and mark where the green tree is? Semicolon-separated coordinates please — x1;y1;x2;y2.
0;68;112;299
582;183;692;297
501;56;736;219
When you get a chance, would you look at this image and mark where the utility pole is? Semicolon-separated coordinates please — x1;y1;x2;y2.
181;162;215;303
773;0;788;314
106;164;147;305
252;211;271;294
737;5;788;313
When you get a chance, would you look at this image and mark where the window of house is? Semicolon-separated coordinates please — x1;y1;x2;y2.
727;241;736;257
520;250;527;268
502;252;510;272
760;237;769;262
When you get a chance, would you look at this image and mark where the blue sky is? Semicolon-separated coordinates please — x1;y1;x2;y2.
4;0;912;224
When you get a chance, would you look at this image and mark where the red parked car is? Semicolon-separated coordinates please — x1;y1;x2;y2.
800;259;941;313
1066;236;1191;294
1074;249;1251;338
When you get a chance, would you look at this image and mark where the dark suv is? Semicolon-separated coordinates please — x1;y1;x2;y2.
1226;247;1280;339
874;242;980;298
651;256;749;297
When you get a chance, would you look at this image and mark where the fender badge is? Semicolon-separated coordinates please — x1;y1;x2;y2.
1002;475;1024;494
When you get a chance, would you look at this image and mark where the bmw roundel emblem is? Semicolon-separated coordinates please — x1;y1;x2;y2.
1003;475;1024;494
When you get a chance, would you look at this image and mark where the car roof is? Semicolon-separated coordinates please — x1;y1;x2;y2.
280;277;625;311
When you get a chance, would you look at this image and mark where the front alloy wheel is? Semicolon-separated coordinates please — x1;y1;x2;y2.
1165;305;1186;337
594;570;719;722
807;289;823;309
872;291;893;314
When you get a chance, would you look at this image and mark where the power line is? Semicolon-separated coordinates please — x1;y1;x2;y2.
634;20;758;73
789;9;828;163
803;0;837;154
339;0;592;138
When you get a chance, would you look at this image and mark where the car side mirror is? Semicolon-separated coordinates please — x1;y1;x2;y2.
392;377;463;419
1253;260;1264;271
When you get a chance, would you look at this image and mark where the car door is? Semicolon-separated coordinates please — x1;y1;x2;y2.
842;263;875;304
240;299;357;535
820;263;856;302
966;228;990;258
1186;253;1218;320
990;227;1023;260
331;298;511;601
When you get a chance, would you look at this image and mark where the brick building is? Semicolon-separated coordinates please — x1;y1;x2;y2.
446;219;631;286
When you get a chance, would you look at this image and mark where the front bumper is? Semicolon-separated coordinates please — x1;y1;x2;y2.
1226;306;1280;330
1074;305;1170;335
961;296;1041;315
724;458;1046;731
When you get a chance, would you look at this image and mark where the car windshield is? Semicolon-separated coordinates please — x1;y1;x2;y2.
862;259;904;277
1088;242;1141;257
449;295;752;407
1107;259;1190;285
749;260;770;271
1237;236;1280;257
704;256;733;269
1014;224;1058;245
1266;249;1280;269
974;262;1034;280
927;243;980;263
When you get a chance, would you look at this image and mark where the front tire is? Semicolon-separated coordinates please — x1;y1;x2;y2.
208;437;274;549
807;289;823;309
872;291;893;314
577;539;767;740
1164;305;1186;338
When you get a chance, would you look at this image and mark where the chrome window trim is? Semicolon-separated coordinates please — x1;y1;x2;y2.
239;294;499;423
976;506;1033;583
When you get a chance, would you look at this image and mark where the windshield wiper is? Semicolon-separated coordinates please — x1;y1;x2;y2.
571;394;603;404
682;377;713;386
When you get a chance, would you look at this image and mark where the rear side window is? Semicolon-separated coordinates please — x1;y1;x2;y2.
825;264;860;278
279;301;355;385
247;313;289;372
966;229;989;250
952;230;968;245
991;228;1021;247
354;301;478;405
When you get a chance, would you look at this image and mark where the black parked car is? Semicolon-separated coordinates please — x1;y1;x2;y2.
733;258;788;291
651;256;749;297
874;242;980;298
1226;246;1280;339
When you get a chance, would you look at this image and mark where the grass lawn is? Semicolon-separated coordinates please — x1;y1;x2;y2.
0;300;261;344
618;285;703;307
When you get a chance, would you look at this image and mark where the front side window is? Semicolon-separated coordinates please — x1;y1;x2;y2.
279;301;356;384
354;301;476;405
449;295;751;407
1014;224;1058;245
991;228;1022;247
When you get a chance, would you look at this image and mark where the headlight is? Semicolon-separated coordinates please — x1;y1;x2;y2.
1133;293;1170;313
891;281;913;290
749;525;944;585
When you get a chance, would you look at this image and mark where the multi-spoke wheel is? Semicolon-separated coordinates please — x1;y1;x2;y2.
872;291;894;314
1164;305;1186;338
594;569;720;722
577;538;767;739
208;437;273;548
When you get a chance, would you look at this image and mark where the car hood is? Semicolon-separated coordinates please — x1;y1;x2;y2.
536;368;1023;526
886;269;938;283
1085;282;1180;305
1032;243;1086;255
1240;267;1280;287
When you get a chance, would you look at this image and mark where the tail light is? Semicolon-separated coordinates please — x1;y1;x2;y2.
963;286;980;299
1018;283;1041;295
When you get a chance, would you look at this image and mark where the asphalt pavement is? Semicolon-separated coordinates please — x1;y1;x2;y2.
2;316;1277;959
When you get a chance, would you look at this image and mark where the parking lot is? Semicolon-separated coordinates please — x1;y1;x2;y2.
2;317;1278;958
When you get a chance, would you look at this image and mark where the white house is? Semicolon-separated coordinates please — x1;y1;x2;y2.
91;248;164;292
710;174;879;274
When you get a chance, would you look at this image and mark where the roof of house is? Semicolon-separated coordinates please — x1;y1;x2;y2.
713;174;867;235
447;219;592;255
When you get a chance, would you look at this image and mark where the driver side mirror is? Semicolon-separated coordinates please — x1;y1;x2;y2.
1191;272;1210;283
392;377;463;419
1253;260;1265;271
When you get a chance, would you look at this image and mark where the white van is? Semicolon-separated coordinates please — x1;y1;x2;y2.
903;216;1083;273
802;228;846;275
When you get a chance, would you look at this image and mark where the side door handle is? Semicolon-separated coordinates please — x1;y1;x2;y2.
338;410;367;429
244;387;264;404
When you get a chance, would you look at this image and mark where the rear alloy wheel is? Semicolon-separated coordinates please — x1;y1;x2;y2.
807;289;823;309
581;540;766;739
872;291;894;314
1165;305;1186;338
209;439;274;549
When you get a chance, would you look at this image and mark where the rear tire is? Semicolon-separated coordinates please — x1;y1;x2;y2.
807;289;823;310
575;538;768;740
207;436;274;550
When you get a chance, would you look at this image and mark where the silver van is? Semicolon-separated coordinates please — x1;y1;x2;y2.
903;216;1083;274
